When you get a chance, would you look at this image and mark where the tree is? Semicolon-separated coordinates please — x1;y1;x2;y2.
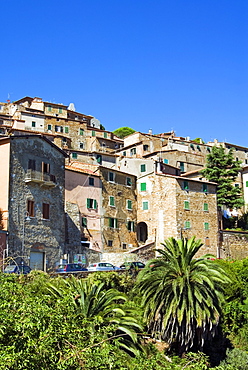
193;138;205;144
112;127;136;139
201;146;243;209
136;237;230;354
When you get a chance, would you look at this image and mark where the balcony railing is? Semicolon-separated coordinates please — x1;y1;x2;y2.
25;169;56;187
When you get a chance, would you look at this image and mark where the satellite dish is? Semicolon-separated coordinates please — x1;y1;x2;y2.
68;103;75;111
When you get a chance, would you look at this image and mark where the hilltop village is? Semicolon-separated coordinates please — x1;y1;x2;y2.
0;96;248;270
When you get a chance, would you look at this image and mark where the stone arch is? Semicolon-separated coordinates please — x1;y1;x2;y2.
137;222;148;242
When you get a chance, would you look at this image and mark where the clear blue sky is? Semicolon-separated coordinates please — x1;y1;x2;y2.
1;0;247;146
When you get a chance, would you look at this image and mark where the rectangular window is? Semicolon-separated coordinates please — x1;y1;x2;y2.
140;164;146;172
59;108;63;114
204;222;209;231
127;200;132;210
104;132;107;138
82;217;87;227
108;172;115;182
143;201;149;210
42;203;50;220
126;177;132;186
127;221;135;232
64;126;69;133
180;162;185;172
47;124;52;131
27;200;35;217
123;151;126;156
246;181;248;187
109;196;115;207
122;243;127;249
140;182;146;191
48;105;52;112
184;201;190;210
28;159;36;170
143;144;149;151
183;181;189;190
203;184;208;193
96;154;102;164
92;130;96;137
89;177;94;186
42;162;50;174
163;159;169;164
203;203;209;211
87;198;97;209
108;240;113;247
109;218;118;228
72;153;78;159
79;142;84;149
185;220;191;229
130;148;136;156
32;121;36;127
79;128;84;135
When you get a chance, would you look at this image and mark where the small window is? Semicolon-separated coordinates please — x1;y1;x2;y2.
87;198;97;209
207;147;211;152
143;201;148;210
28;159;36;170
163;159;169;164
82;217;87;227
47;124;52;131
109;218;118;228
140;182;146;191
109;196;115;207
127;200;132;210
79;128;84;135
203;203;208;211
180;162;185;172
203;184;208;193
235;184;239;188
126;177;132;186
204;222;209;231
185;220;191;229
79;142;84;149
42;162;50;174
42;203;50;220
123;151;126;156
107;240;113;247
32;121;36;127
96;154;102;164
130;148;136;156
184;201;190;210
127;221;135;232
122;243;127;249
59;108;63;114
197;145;201;151
143;144;149;151
246;181;248;187
27;200;35;217
89;177;94;186
104;132;107;138
140;164;146;173
190;144;194;149
236;157;239;161
108;172;115;182
183;181;189;190
92;130;96;137
72;153;78;159
48;105;52;112
64;126;69;133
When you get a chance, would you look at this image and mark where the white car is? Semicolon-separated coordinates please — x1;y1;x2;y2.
87;262;121;272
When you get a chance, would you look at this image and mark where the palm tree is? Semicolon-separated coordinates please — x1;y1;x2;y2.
48;277;143;355
136;237;230;354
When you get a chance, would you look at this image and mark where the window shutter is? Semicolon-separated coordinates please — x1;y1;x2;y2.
87;198;90;208
93;199;97;209
184;201;190;210
204;203;208;211
141;182;146;191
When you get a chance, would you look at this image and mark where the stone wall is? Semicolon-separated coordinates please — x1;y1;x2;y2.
220;230;248;259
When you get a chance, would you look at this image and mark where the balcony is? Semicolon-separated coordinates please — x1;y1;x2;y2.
25;169;56;187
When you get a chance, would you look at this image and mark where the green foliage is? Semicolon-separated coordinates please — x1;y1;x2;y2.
100;124;105;130
219;348;248;369
112;127;136;139
201;146;243;209
192;138;205;144
136;237;230;354
237;211;248;230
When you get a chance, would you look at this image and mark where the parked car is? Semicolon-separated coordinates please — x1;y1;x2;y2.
55;263;88;273
3;264;32;274
87;262;121;272
119;261;145;270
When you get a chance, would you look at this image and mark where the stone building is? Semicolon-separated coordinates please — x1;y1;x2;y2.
0;135;67;270
136;172;218;256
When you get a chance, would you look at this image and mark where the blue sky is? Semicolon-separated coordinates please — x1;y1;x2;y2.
1;0;247;146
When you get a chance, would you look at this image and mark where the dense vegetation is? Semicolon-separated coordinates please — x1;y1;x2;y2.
112;127;136;139
0;237;247;369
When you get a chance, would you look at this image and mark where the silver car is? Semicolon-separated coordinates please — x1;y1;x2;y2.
87;262;121;272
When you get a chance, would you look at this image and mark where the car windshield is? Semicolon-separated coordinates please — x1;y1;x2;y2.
4;265;16;272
